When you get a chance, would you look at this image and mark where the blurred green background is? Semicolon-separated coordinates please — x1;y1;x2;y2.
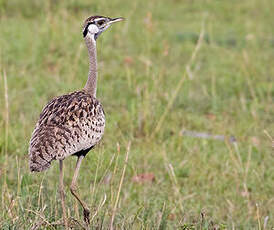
0;0;273;229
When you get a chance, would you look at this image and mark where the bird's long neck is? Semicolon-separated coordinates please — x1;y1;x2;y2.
84;35;97;97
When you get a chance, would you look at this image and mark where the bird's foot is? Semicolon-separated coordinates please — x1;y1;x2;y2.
83;208;90;225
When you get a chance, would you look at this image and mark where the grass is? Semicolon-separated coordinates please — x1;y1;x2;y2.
0;0;273;229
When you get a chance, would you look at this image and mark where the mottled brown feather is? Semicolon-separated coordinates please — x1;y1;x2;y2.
29;90;105;172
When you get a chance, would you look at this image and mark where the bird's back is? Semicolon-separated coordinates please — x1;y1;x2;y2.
29;90;105;172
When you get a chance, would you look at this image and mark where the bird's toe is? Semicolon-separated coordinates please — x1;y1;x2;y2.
83;208;90;225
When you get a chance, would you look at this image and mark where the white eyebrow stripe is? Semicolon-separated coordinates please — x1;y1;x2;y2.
94;18;105;22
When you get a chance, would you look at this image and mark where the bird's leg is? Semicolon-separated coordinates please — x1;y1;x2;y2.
59;160;68;229
70;155;90;226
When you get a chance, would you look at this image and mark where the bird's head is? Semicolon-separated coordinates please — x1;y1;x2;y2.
83;15;124;40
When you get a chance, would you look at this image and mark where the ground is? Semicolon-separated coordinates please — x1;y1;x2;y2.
0;0;273;229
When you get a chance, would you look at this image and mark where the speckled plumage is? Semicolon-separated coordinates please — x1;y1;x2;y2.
29;90;105;172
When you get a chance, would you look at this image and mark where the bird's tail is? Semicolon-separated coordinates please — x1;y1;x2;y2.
29;146;54;172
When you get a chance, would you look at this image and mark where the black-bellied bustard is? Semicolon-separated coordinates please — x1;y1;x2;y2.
29;16;124;228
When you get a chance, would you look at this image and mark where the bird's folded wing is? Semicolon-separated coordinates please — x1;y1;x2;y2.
29;91;105;172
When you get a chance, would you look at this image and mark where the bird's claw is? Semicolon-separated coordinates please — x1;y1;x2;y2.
83;209;90;225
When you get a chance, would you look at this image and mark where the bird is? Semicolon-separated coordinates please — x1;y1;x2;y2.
28;15;124;228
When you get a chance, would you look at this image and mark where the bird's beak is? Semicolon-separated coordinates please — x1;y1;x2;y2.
108;17;125;25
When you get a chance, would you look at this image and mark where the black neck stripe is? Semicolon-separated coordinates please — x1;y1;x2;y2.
83;22;94;37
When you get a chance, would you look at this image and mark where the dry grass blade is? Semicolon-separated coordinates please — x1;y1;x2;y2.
186;18;206;80
1;70;9;215
256;203;261;230
151;18;206;138
90;193;107;222
263;130;273;148
26;208;54;229
162;150;196;214
110;142;131;230
3;70;9;155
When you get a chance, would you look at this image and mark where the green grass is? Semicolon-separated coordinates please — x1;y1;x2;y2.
0;0;273;229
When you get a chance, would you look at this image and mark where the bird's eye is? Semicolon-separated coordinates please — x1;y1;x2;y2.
97;20;105;26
